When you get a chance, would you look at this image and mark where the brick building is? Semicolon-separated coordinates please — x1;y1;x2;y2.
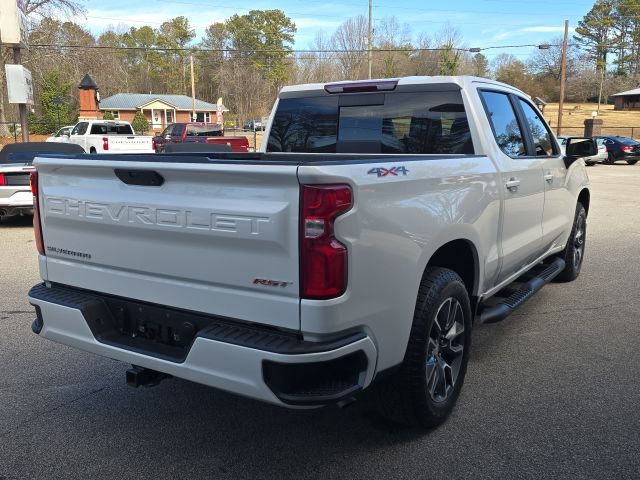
77;74;228;132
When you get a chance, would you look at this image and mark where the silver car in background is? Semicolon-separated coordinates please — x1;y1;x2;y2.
0;142;84;219
557;135;607;165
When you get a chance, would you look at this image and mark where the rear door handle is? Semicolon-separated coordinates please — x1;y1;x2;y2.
544;173;554;183
505;178;521;191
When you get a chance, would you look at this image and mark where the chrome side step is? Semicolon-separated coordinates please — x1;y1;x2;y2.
478;257;565;324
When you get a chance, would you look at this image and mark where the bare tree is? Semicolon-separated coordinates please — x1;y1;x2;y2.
375;16;411;78
332;15;368;80
410;33;440;76
24;0;84;17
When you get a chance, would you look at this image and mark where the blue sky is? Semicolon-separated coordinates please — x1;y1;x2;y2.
78;0;595;60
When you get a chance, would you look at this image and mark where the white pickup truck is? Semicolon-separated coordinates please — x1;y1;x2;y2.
66;120;154;154
27;76;594;427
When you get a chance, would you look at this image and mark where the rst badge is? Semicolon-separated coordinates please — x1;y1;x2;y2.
368;166;409;177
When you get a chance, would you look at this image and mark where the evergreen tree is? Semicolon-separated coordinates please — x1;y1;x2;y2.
471;53;489;78
226;10;296;87
574;1;616;73
29;70;75;134
131;111;149;134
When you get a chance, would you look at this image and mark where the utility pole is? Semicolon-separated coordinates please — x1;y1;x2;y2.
190;55;196;121
557;20;569;136
597;60;605;112
12;46;28;142
367;0;373;79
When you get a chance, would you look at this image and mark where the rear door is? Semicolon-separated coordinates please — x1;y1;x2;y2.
479;90;545;282
36;157;301;330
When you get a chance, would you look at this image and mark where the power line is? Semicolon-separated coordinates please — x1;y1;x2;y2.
28;42;570;54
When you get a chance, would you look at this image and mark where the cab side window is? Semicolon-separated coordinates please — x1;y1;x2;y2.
517;99;557;156
480;91;526;157
173;123;185;137
71;122;88;136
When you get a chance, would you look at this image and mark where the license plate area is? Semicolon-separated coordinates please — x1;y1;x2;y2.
85;296;217;362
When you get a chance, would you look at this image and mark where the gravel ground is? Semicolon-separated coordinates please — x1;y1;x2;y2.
1;165;639;480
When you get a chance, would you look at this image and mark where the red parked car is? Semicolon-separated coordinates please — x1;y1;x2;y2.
153;122;250;153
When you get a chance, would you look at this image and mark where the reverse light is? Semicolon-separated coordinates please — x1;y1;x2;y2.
103;136;109;151
30;171;45;255
300;184;353;299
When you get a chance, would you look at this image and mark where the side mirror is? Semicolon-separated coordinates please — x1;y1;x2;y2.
564;137;597;167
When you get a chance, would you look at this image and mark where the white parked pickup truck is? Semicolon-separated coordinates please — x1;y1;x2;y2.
27;76;594;428
66;120;154;154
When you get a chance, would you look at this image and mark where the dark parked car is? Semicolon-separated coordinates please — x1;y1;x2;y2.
594;136;640;165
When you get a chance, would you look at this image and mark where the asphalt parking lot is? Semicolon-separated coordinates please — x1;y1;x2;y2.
1;165;639;480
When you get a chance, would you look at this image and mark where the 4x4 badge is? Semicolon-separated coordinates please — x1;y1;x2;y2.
368;166;409;177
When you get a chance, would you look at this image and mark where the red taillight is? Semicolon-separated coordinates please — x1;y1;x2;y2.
103;136;109;151
300;184;353;299
621;145;633;152
0;172;5;186
30;171;45;255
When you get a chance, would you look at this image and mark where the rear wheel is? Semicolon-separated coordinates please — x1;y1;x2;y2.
627;160;638;165
556;203;587;282
376;267;472;428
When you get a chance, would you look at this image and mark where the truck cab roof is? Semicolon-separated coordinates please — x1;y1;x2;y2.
279;76;527;98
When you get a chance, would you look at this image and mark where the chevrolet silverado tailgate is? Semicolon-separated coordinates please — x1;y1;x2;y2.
105;135;154;153
34;156;300;330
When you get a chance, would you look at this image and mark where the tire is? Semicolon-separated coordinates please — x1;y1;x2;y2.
627;160;638;165
555;203;587;282
375;267;472;428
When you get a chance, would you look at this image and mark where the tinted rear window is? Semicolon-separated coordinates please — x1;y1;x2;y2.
186;125;223;136
90;123;134;135
267;91;473;154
